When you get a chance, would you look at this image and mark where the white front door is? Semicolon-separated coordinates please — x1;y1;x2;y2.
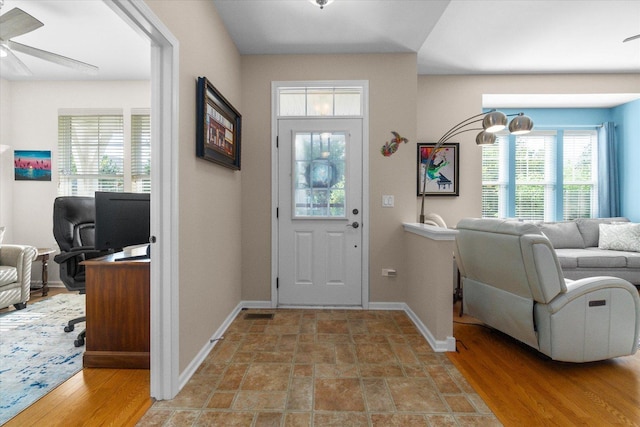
277;118;363;306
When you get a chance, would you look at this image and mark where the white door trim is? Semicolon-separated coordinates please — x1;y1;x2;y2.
106;0;180;400
271;81;370;309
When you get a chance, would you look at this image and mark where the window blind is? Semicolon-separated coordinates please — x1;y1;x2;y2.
563;131;597;219
131;114;151;193
58;115;124;196
514;132;556;221
482;135;509;218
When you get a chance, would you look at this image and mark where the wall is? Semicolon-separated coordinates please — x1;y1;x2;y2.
2;80;150;284
417;74;640;227
0;78;12;242
613;99;640;222
145;0;243;372
240;53;418;304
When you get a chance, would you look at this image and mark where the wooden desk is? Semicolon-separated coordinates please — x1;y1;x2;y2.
82;250;150;369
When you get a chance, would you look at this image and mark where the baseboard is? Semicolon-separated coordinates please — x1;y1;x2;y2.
178;302;244;390
402;304;456;352
179;300;455;392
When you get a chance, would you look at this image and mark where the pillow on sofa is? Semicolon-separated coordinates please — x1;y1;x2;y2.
599;223;640;252
576;217;630;247
537;221;585;249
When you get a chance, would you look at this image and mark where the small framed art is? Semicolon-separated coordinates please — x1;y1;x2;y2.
196;77;242;170
417;143;459;196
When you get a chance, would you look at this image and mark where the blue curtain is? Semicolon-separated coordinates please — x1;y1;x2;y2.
598;122;620;217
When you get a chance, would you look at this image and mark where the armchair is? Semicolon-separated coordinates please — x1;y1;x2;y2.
53;196;106;347
0;244;37;310
454;218;640;362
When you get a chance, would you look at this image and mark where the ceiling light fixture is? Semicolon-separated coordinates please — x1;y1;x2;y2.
419;109;534;224
309;0;335;9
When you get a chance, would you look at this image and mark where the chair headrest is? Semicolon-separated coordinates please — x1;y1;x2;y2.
53;196;95;252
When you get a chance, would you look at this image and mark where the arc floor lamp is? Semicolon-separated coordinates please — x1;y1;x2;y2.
419;109;534;224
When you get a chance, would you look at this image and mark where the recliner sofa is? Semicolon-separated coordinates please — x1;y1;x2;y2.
454;218;640;363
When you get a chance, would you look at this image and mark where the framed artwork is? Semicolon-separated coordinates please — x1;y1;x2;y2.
196;76;242;170
14;150;52;181
417;143;459;196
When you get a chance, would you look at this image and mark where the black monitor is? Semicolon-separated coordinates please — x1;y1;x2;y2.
94;192;150;256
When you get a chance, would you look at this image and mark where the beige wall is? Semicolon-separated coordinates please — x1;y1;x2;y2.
240;53;418;304
145;0;243;371
417;73;640;228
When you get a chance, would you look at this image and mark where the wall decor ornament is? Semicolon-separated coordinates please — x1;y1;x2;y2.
14;150;51;181
196;77;242;170
380;131;408;157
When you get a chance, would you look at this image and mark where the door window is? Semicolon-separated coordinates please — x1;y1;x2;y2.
293;131;346;218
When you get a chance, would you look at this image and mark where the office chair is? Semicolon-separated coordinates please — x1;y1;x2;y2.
52;196;106;347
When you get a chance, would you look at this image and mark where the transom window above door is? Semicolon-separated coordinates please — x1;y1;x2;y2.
277;86;363;117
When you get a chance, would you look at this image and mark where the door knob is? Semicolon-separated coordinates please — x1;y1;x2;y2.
346;221;359;229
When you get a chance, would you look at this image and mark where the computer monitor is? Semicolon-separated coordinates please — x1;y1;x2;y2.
94;192;150;255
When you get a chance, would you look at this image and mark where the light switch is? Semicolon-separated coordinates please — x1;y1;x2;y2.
382;195;394;207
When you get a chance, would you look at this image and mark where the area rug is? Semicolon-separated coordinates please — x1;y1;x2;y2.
0;293;85;425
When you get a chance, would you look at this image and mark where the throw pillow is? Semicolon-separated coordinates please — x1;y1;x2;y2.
599;223;640;252
537;221;585;249
576;217;629;247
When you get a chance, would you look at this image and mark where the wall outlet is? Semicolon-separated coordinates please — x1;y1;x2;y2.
382;268;397;277
382;195;394;207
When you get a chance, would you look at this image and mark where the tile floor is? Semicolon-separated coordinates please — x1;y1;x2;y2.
136;309;501;426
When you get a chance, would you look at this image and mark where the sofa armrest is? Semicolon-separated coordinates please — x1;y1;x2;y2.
543;276;639;315
0;244;37;297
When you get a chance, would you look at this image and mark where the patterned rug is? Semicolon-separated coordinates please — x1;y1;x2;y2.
0;293;85;425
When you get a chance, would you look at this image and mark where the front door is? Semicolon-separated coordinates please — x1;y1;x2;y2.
277;118;363;306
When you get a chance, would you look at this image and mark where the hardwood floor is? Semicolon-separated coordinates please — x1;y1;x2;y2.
4;369;151;427
448;302;640;426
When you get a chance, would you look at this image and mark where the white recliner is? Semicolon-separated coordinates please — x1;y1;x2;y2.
454;218;640;362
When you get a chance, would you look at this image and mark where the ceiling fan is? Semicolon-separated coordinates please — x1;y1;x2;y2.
623;34;640;43
0;7;98;76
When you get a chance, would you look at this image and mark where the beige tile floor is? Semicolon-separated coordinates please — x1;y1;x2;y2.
137;309;501;426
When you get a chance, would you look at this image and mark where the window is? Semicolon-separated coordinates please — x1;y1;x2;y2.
131;113;151;193
514;133;556;221
58;110;151;196
563;131;598;219
58;113;124;196
482;130;598;221
278;86;363;117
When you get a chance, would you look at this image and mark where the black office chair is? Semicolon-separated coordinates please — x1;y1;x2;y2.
52;196;107;347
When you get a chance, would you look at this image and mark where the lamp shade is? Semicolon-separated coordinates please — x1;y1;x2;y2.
508;113;534;135
482;111;508;132
475;131;497;145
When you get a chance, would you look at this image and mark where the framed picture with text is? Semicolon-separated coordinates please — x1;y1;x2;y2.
196;77;242;170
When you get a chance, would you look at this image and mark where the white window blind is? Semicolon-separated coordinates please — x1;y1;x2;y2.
514;133;556;221
481;135;508;219
563;130;597;219
58;114;124;196
131;114;151;193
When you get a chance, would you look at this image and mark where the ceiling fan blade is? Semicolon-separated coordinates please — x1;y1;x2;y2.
0;8;44;41
623;34;640;43
7;40;99;75
0;45;33;76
